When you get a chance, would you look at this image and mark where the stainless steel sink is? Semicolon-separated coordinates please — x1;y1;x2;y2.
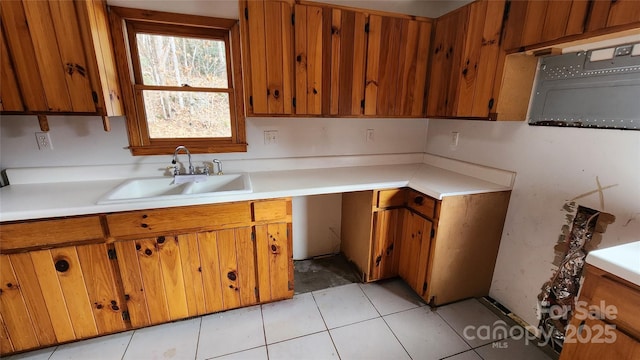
97;173;252;204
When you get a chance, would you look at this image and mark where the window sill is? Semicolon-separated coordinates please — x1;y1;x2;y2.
128;143;248;156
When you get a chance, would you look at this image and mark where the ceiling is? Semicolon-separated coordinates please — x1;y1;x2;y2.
106;0;473;20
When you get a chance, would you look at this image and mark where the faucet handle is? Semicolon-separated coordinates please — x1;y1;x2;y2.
213;159;223;175
167;165;179;176
201;162;210;176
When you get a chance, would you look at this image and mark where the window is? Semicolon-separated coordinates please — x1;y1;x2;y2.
110;7;246;155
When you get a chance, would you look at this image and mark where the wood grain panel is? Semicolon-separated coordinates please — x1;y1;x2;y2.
198;231;224;313
0;313;12;355
541;1;572;42
265;1;285;114
136;238;170;324
294;4;308;114
0;30;23;111
178;233;206;317
329;9;342;115
29;250;76;342
253;199;290;222
606;0;640;28
106;202;251;238
7;253;57;346
0;255;39;351
306;5;323;114
114;240;150;327
217;229;241;309
76;244;127;334
0;216;104;251
377;189;407;208
280;2;294;114
455;0;485;116
400;20;430;117
364;15;381;115
350;12;367;115
376;16;402;115
414;217;432;297
48;0;95;112
246;0;268;113
235;227;258;306
266;223;292;300
21;0;72;111
254;225;272;302
50;247;98;339
398;211;422;289
520;0;547;47
0;0;47;111
369;209;401;281
565;0;589;36
157;236;189;320
470;0;504;117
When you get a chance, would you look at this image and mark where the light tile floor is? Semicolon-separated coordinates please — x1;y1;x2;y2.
6;279;554;360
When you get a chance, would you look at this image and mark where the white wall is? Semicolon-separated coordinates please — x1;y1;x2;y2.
425;119;640;327
0;115;427;169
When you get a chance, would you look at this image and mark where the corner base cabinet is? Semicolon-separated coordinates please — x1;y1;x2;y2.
341;188;511;305
0;198;293;356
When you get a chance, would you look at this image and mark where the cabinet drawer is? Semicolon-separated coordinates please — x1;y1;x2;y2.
377;189;407;208
106;202;252;238
590;275;640;337
406;190;436;219
252;199;291;222
0;216;105;251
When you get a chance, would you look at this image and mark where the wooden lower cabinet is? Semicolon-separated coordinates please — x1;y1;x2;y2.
0;243;127;353
341;188;510;305
560;264;640;359
0;198;293;356
398;210;433;298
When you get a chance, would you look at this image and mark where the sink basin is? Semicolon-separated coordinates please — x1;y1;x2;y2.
97;173;252;204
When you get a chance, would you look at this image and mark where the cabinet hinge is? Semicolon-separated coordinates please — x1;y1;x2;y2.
92;91;98;103
292;97;296;108
244;7;249;20
121;311;130;321
251;231;256;242
291;13;295;26
254;287;259;300
422;282;428;294
108;248;117;260
360;99;365;108
431;228;435;238
364;22;369;33
488;98;494;110
249;95;253;107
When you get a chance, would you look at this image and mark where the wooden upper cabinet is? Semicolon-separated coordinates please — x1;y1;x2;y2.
0;0;123;117
365;16;431;117
427;0;505;118
240;0;294;115
326;8;368;116
586;0;640;32
294;4;324;115
503;0;590;51
0;30;23;112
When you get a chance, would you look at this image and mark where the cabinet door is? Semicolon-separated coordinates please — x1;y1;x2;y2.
0;243;127;354
560;317;640;359
255;222;294;302
365;16;431;116
294;4;324;115
0;29;23;111
426;6;468;117
398;210;433;298
0;0;96;113
586;0;640;32
327;8;368;116
503;0;590;51
369;208;402;281
114;228;258;328
241;0;294;115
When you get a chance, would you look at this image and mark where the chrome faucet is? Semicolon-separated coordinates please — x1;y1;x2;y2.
172;146;194;175
213;159;223;175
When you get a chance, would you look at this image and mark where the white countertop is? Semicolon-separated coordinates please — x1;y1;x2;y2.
0;155;514;222
586;241;640;286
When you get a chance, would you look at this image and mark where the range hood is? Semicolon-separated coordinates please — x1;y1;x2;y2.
528;43;640;130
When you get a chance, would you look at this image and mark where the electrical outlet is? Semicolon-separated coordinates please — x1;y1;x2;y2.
366;129;375;143
35;132;53;151
264;130;278;145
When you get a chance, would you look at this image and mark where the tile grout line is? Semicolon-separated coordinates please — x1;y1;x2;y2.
310;290;342;360
193;316;203;360
120;330;135;360
358;283;414;360
46;345;59;360
259;304;270;360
